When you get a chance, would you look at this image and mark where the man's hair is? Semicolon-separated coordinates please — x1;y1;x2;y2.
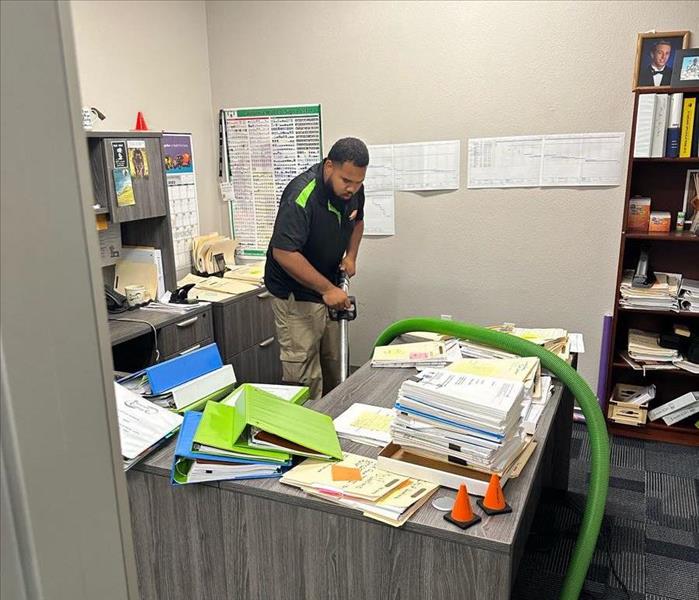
651;39;672;52
328;137;369;168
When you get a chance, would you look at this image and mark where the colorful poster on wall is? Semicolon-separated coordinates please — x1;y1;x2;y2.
163;133;200;271
163;134;194;174
111;141;128;169
113;168;135;207
127;140;149;178
220;104;322;257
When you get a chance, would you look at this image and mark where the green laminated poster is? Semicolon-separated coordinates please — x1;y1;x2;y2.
194;402;290;462
113;167;135;207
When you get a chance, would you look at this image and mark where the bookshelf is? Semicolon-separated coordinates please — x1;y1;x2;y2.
606;86;699;446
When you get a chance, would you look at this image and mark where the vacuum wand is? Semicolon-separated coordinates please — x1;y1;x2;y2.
328;271;357;383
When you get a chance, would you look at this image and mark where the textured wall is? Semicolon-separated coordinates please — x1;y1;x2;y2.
70;0;226;236
206;0;696;389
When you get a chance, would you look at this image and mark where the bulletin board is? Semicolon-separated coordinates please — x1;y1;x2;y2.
220;104;322;257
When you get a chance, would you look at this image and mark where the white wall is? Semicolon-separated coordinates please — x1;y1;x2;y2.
206;0;697;388
70;0;225;236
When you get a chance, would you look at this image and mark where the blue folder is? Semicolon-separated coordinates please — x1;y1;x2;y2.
145;343;222;394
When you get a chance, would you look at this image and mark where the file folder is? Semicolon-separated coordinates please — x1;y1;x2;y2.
144;343;222;394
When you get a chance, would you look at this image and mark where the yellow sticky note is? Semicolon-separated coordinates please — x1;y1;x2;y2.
331;464;362;482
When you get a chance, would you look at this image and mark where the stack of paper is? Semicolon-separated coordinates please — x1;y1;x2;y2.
679;278;699;313
620;271;682;311
494;325;571;360
371;341;451;369
447;356;542;400
224;260;265;285
459;339;517;360
332;403;394;446
114;382;183;470
192;233;238;275
140;289;210;314
392;369;528;475
281;453;438;527
176;272;258;302
627;329;679;364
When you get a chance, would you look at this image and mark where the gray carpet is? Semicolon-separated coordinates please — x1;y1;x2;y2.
512;423;699;600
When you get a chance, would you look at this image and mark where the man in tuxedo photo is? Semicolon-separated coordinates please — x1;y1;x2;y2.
638;39;673;86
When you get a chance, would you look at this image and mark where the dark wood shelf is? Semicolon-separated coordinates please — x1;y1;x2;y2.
633;157;699;163
612;359;699;377
608;420;698;445
635;86;699;95
623;231;698;241
93;206;109;215
617;306;699;318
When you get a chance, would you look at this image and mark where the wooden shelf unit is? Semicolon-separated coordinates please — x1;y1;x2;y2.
606;87;699;446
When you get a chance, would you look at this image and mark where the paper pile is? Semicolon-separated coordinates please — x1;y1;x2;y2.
332;403;394;447
620;271;682;311
281;452;438;527
177;272;258;302
192;232;238;275
627;328;679;364
371;341;452;369
392;369;529;476
224;260;266;285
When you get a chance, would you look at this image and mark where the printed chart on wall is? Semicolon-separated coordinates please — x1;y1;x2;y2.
221;104;322;257
162;133;200;271
467;132;625;188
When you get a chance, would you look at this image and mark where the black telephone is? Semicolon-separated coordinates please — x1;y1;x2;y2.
105;284;129;313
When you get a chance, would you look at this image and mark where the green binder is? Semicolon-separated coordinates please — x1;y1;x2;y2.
195;388;343;461
193;401;290;462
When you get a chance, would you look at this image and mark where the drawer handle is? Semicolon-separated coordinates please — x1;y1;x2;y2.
257;291;272;299
259;336;275;348
176;316;199;328
180;344;201;355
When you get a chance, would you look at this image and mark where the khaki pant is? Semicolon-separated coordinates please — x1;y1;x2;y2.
271;294;341;400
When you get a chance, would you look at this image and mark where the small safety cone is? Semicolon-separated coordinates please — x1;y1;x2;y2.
443;483;481;530
477;474;512;516
134;111;148;131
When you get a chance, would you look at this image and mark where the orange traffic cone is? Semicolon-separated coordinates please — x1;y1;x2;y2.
443;483;481;530
477;474;512;516
134;111;148;131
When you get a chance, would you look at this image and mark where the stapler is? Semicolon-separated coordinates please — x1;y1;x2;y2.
631;248;654;288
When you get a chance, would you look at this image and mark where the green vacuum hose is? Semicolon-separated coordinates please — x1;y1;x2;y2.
374;318;610;600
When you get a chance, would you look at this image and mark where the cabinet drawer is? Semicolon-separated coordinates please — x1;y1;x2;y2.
215;290;276;357
228;335;282;384
157;310;213;359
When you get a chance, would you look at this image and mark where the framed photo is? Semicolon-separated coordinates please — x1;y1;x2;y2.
683;169;699;224
670;48;699;88
633;31;690;90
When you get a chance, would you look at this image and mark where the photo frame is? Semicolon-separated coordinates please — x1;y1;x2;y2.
670;48;699;88
633;31;690;91
683;169;699;226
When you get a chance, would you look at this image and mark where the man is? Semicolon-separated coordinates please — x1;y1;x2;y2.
638;40;673;87
265;137;368;399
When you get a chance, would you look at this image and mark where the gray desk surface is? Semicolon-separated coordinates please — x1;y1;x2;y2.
135;360;567;555
108;303;210;345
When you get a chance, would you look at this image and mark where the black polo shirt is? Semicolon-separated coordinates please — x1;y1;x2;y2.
265;161;364;303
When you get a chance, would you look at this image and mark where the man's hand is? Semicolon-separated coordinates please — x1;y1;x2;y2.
322;286;351;310
340;256;356;278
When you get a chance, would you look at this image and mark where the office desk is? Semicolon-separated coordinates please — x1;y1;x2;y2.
109;304;213;371
126;362;573;600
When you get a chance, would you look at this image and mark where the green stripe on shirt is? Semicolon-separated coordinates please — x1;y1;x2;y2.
295;179;316;208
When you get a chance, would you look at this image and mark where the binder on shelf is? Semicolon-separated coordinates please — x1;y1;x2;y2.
665;92;684;158
679;97;696;158
633;94;656;158
144;343;223;395
650;94;669;158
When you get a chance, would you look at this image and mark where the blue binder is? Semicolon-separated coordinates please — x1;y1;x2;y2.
145;343;222;394
171;412;288;486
